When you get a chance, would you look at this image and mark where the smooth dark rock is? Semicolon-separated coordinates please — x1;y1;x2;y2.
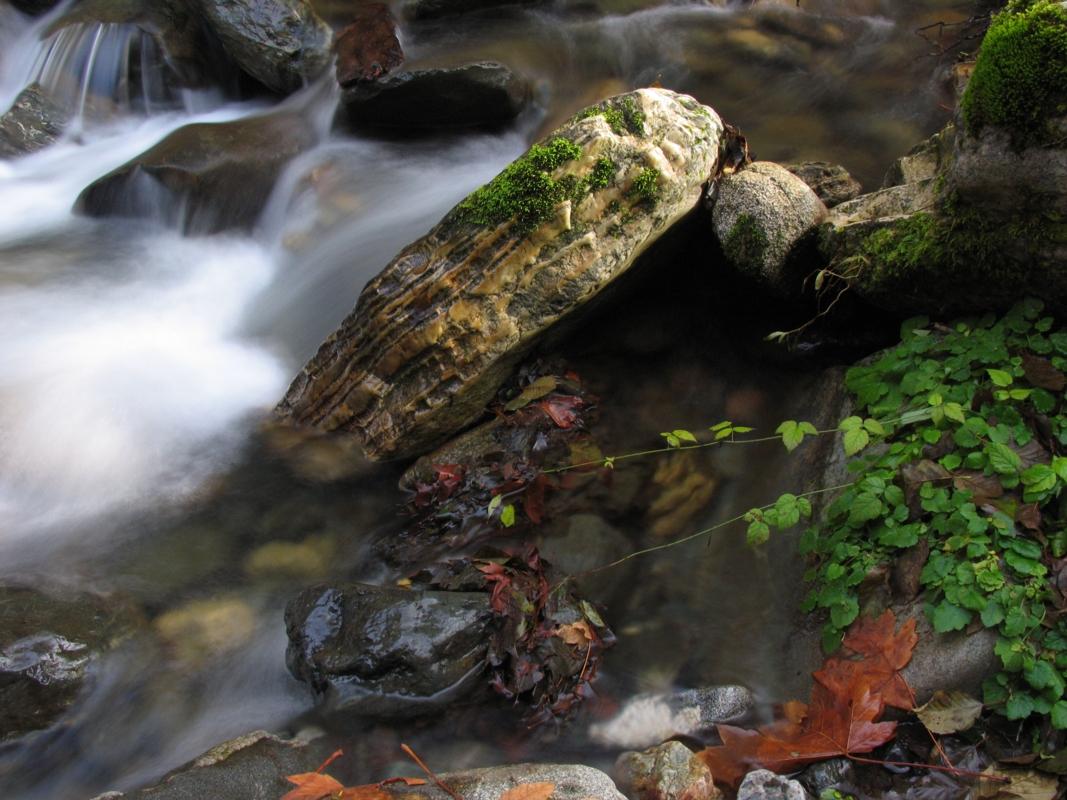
0;585;141;740
199;0;332;93
335;3;403;86
0;84;68;159
10;0;61;14
400;0;542;20
336;61;529;131
285;582;494;717
785;161;862;208
75;110;317;232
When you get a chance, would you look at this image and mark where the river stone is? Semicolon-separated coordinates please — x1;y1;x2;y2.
93;729;338;799
199;0;333;94
0;585;141;740
278;88;724;460
711;161;827;296
336;61;529;131
882;125;955;188
784;161;861;208
393;764;627;800
0;84;68;159
74;110;317;232
616;741;721;800
285;582;494;717
335;3;403;86
589;685;754;749
737;769;805;800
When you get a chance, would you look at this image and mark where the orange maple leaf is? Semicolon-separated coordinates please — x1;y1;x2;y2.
282;772;346;800
699;611;916;788
498;782;556;800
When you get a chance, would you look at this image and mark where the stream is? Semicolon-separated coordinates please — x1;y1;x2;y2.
0;0;967;797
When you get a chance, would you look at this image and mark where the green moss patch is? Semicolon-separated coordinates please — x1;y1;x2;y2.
628;167;660;204
961;0;1067;148
723;213;768;267
576;95;646;137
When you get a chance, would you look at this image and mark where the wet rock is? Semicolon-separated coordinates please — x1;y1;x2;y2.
737;769;805;800
75;110;317;232
394;764;627;800
153;596;258;665
590;686;755;749
0;84;68;159
199;0;332;94
279;89;724;460
285;582;493;717
536;514;631;603
400;0;543;20
97;728;337;799
647;451;717;539
335;3;403;86
796;758;854;799
336;61;530;132
784;161;861;209
712;161;827;296
10;0;61;13
0;585;141;739
244;535;337;580
616;741;721;800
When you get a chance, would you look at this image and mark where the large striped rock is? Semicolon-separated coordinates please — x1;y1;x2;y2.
277;88;723;460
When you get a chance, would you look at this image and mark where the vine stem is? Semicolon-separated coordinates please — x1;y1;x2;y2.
401;744;464;800
848;754;1008;783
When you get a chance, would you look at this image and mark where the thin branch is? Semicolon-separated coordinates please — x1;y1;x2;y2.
401;744;464;800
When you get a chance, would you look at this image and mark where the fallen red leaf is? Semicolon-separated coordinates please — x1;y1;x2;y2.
540;395;583;429
282;772;346;800
699;611;916;788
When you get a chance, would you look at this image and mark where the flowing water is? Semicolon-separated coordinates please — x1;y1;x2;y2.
0;0;973;796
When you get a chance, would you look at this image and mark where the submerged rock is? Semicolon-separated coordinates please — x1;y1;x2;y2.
279;89;724;460
736;769;805;800
616;741;721;800
75;110;317;232
400;0;543;19
284;582;494;717
711;161;826;296
394;764;627;800
335;3;403;86
589;686;754;749
0;585;141;740
0;84;68;159
336;61;529;132
10;0;61;13
199;0;332;93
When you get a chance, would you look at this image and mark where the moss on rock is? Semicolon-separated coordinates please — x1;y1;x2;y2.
629;167;661;204
722;213;769;269
577;95;646;137
961;0;1067;148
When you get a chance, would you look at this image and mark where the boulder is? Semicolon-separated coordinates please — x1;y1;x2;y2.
0;84;68;159
616;741;721;800
882;125;954;188
736;770;805;800
393;764;628;800
335;3;403;86
711;161;827;295
75;110;318;232
335;61;530;132
284;582;494;717
0;585;141;739
93;729;338;799
199;0;332;93
278;89;724;460
784;161;861;208
589;686;754;749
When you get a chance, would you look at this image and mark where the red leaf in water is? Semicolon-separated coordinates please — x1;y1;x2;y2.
540;395;583;429
477;562;512;614
432;464;465;497
524;475;549;525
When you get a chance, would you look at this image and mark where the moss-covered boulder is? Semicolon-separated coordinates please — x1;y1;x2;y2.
711;161;827;296
818;1;1067;316
277;89;723;461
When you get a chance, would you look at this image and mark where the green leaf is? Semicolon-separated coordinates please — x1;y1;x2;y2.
863;418;886;436
672;429;698;444
732;425;754;434
843;427;870;457
487;495;502;514
932;601;971;632
987;368;1014;387
1052;700;1067;729
660;432;681;448
500;503;516;527
830;597;860;629
746;520;770;546
987;442;1022;475
776;421;803;452
848;493;883;526
1005;692;1036;720
839;416;863;432
981;600;1005;627
943;402;966;423
710;421;732;432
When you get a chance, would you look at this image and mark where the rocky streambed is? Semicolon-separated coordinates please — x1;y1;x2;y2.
1;0;1063;799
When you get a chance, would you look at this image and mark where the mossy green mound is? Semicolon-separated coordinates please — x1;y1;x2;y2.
961;0;1067;148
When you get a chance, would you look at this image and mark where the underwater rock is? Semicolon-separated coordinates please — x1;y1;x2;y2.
95;729;338;799
393;764;628;800
335;61;529;132
284;582;494;717
0;585;141;740
399;0;543;20
335;3;403;86
0;84;68;158
785;161;861;208
711;161;827;296
10;0;61;13
736;769;805;800
75;110;317;232
616;741;721;800
199;0;332;93
278;89;724;460
590;686;754;749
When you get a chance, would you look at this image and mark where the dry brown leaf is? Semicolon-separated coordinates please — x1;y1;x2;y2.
555;621;594;646
1022;353;1066;392
505;376;558;411
977;766;1057;799
499;782;556;800
914;690;983;734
